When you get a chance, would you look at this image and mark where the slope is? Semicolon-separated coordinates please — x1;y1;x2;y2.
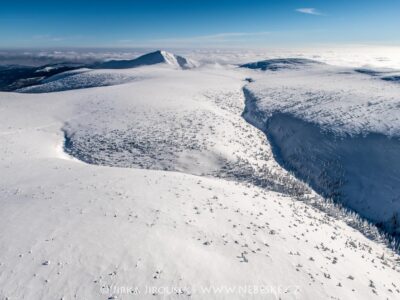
243;60;400;235
0;65;399;299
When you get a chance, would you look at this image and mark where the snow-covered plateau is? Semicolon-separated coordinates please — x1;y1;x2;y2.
0;50;400;299
242;59;400;235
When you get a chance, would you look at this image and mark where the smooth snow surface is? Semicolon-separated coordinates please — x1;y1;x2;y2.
1;56;400;299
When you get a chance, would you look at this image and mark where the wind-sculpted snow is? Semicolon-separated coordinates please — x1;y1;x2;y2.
244;62;400;235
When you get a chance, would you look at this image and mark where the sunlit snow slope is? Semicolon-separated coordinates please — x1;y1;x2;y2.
0;55;399;299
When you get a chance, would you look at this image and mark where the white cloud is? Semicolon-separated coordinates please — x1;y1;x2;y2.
296;8;323;16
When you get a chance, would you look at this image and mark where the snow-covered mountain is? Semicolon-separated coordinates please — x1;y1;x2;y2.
0;56;400;299
92;50;195;69
1;51;195;93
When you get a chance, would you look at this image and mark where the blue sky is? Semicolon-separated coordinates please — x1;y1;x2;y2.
0;0;399;48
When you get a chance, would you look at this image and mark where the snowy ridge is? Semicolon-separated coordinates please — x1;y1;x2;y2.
17;69;142;93
0;63;85;92
160;50;195;69
92;50;195;70
14;51;196;93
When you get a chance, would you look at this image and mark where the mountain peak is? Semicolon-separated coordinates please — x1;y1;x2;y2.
92;50;194;70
